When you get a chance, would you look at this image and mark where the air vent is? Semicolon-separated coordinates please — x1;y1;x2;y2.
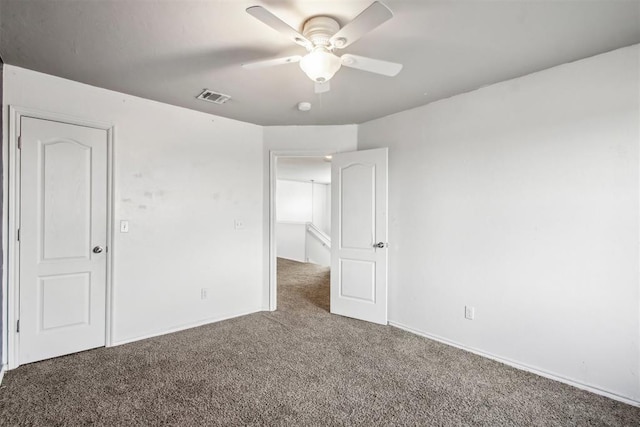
196;89;231;104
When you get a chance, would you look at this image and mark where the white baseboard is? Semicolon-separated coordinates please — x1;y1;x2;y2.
0;364;6;385
111;308;262;347
278;256;306;263
389;320;640;408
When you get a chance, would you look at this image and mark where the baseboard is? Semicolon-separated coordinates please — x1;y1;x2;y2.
278;256;306;263
389;320;640;407
305;258;329;267
111;308;262;347
0;364;6;385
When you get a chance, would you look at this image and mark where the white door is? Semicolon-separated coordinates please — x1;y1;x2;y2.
19;117;108;364
330;148;388;325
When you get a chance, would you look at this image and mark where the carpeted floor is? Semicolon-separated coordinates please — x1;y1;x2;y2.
1;258;638;426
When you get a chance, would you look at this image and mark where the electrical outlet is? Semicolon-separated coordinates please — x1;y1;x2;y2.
465;306;475;320
234;219;245;230
201;288;208;300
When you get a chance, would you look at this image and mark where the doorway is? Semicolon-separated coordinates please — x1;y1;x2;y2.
271;154;333;311
268;148;389;325
7;107;114;369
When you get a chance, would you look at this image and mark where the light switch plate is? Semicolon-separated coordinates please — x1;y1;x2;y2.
465;306;475;320
120;220;129;233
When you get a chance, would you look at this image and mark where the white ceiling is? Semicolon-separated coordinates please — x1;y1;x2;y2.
277;157;332;184
1;1;638;126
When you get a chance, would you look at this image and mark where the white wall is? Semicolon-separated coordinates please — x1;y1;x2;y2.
313;182;331;236
264;125;358;154
276;180;313;223
275;222;306;262
275;179;330;232
2;66;264;345
358;45;640;403
275;179;310;262
275;179;331;263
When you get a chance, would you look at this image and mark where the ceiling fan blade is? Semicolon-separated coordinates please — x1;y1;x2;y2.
330;1;393;49
315;81;330;94
340;54;403;76
246;6;311;48
242;55;302;70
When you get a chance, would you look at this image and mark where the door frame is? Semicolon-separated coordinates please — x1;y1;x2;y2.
5;106;115;369
268;150;335;311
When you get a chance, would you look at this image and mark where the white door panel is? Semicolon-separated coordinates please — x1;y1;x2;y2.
42;140;92;259
340;163;375;249
331;148;388;325
19;117;108;364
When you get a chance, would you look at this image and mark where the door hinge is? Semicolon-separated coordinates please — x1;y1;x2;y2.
17;228;20;241
16;319;20;333
18;135;22;150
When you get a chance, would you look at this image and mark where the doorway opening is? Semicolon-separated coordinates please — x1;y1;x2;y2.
268;148;389;325
269;153;333;312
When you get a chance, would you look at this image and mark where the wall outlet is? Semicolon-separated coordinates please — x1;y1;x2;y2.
465;305;475;320
120;220;129;233
201;288;208;300
234;219;245;230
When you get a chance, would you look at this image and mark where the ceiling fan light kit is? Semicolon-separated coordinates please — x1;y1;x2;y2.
300;47;341;82
243;1;403;93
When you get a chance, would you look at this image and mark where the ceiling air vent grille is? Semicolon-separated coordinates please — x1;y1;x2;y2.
196;89;231;104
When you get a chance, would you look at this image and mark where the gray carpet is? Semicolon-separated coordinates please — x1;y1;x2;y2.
1;258;638;426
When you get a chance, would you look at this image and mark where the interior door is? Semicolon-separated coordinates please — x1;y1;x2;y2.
330;148;388;325
19;117;108;364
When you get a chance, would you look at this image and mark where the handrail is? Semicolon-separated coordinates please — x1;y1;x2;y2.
306;222;331;249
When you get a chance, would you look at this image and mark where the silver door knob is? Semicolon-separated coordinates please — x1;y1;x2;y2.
93;246;104;254
374;242;388;248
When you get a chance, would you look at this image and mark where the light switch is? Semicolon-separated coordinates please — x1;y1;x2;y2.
120;220;129;233
465;305;475;320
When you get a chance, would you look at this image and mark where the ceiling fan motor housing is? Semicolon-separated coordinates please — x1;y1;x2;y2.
302;16;340;48
298;16;342;82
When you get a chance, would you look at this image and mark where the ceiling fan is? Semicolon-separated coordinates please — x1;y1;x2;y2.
242;1;403;93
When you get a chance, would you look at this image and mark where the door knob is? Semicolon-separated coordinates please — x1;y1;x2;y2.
374;242;388;248
93;246;104;254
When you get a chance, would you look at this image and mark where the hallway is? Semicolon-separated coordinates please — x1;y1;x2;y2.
276;257;330;313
